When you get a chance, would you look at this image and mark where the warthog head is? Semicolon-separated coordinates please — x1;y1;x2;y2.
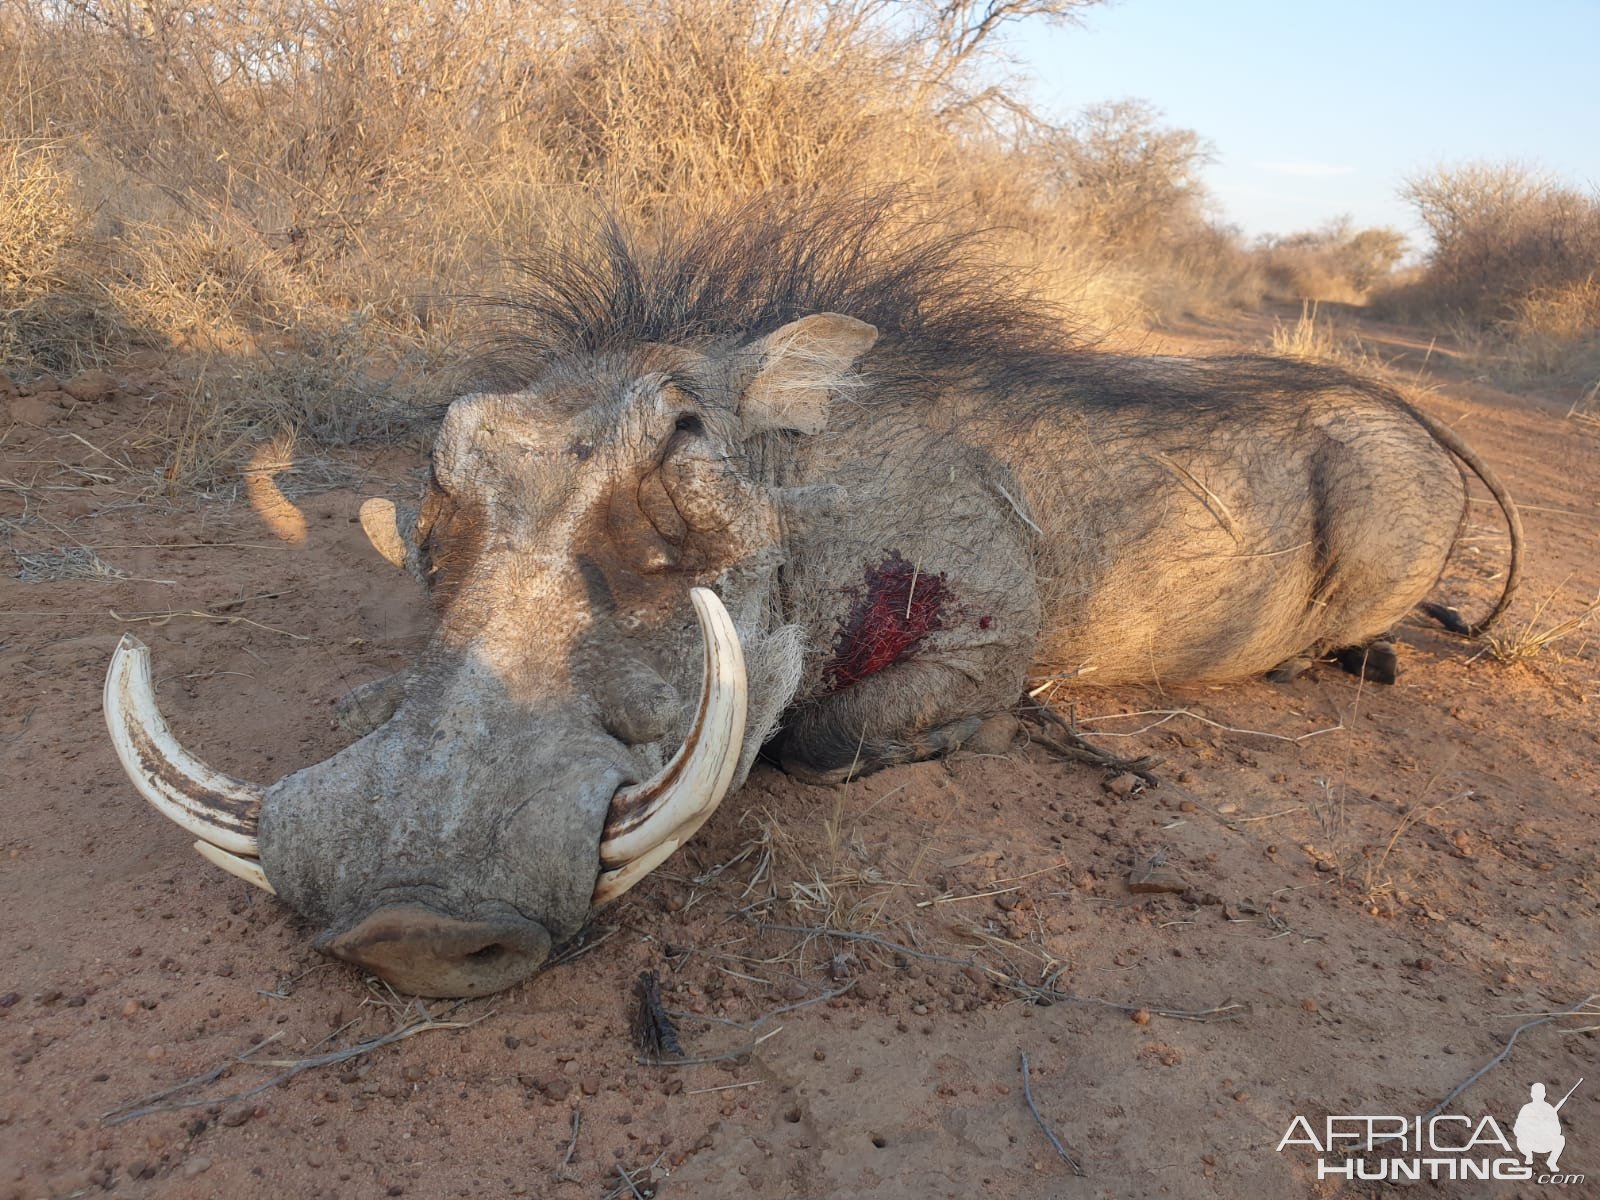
105;309;878;996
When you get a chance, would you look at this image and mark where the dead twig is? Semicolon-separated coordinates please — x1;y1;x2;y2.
1020;1052;1085;1176
1070;706;1344;745
1017;700;1161;783
639;982;855;1067
1047;994;1246;1023
546;925;618;969
602;1152;667;1200
100;1033;284;1122
109;590;308;640
103;1002;488;1125
553;1103;582;1183
1359;992;1600;1153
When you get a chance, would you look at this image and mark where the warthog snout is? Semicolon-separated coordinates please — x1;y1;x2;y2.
318;903;553;998
103;588;749;997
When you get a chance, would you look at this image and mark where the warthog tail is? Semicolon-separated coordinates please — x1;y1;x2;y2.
1404;404;1525;637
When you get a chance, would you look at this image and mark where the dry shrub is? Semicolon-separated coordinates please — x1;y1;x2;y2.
0;137;134;370
1257;217;1406;304
1500;277;1600;382
1379;162;1600;382
0;0;1277;465
1023;99;1262;319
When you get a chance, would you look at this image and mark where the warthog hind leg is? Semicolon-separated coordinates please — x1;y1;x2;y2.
1269;640;1398;685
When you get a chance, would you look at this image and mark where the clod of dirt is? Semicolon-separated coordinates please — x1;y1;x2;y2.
7;395;64;427
1127;861;1187;894
1103;772;1141;797
62;370;118;403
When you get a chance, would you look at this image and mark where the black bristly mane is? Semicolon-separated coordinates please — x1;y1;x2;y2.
476;193;1084;387
473;193;1408;427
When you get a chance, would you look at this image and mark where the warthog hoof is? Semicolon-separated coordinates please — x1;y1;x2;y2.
1334;640;1399;684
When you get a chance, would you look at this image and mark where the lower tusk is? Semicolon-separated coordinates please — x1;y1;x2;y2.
599;588;747;868
104;634;264;856
592;837;680;906
193;840;276;894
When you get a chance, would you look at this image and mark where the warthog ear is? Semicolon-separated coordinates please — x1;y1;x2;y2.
359;498;421;576
738;314;878;436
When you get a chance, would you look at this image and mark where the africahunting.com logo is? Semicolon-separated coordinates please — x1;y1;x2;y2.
1276;1078;1584;1184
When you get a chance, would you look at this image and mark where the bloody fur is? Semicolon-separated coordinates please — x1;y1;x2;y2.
827;552;954;689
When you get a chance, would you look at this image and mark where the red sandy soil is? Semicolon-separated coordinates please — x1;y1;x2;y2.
2;315;1597;1200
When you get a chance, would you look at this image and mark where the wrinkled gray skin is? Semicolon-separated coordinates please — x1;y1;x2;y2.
256;316;1496;996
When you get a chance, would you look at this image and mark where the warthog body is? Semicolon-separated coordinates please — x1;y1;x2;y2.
106;202;1520;995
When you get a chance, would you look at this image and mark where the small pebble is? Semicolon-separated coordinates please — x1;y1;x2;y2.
1130;1009;1151;1025
145;1045;165;1061
183;1157;212;1179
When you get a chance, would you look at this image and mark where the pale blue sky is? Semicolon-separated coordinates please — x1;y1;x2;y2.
1004;0;1600;249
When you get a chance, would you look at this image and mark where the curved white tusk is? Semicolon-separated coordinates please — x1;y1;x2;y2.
359;497;414;570
104;634;264;856
193;840;276;894
592;836;680;906
597;587;748;873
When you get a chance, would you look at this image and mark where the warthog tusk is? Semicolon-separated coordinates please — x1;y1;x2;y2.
104;634;264;857
595;588;748;894
592;837;681;906
193;840;276;893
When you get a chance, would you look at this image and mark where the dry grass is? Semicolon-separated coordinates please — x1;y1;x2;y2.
1267;300;1388;376
1484;586;1600;664
1569;379;1600;429
12;546;127;582
0;0;1289;481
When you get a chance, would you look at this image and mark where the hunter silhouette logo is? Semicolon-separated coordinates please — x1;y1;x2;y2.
1277;1077;1586;1184
1515;1079;1580;1171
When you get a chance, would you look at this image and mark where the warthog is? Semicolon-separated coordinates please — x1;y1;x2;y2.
105;201;1521;996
